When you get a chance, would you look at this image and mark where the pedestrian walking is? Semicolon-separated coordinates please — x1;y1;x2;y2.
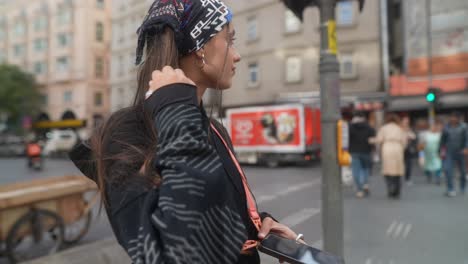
419;121;443;185
349;112;375;198
402;117;417;186
69;1;303;263
440;112;468;197
375;114;407;199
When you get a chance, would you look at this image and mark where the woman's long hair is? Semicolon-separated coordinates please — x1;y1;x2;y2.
91;28;179;205
91;23;231;206
385;113;401;125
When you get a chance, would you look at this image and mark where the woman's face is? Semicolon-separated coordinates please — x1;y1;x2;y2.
202;24;241;90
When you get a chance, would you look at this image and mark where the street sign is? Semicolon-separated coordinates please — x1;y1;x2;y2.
328;20;338;54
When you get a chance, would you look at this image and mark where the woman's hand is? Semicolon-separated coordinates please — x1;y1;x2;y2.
146;66;195;99
259;217;305;263
258;217;297;241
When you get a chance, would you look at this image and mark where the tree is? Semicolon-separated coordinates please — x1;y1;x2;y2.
0;64;42;132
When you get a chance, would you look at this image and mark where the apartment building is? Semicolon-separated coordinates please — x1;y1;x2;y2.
110;0;386;120
0;0;111;134
222;0;385;113
388;0;468;117
110;0;153;112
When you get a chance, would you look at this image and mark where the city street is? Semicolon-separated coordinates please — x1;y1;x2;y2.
0;158;467;264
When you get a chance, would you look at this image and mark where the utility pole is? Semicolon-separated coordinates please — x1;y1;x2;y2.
317;0;343;256
281;0;365;258
426;0;435;125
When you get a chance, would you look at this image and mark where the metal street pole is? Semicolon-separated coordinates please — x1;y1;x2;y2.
281;0;365;257
318;0;343;257
426;0;435;125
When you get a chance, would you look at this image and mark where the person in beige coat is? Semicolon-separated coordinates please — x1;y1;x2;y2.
375;114;407;199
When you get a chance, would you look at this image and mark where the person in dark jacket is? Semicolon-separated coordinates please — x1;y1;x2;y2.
401;116;417;186
69;1;303;263
349;112;376;198
440;112;468;197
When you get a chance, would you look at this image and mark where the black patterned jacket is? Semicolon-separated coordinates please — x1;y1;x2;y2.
69;83;274;264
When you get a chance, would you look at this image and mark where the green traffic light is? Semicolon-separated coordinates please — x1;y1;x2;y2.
426;92;436;102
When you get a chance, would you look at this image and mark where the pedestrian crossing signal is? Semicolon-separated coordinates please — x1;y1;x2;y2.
426;92;436;102
425;87;440;105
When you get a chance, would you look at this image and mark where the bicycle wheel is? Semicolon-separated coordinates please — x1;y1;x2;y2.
6;209;64;263
63;206;92;245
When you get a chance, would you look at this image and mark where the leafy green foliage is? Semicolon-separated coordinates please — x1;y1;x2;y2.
0;64;42;130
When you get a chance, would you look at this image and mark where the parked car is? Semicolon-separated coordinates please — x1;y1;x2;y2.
0;135;25;157
43;130;79;157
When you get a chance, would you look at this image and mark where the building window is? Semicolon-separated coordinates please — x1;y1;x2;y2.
34;16;48;31
129;53;135;70
34;38;47;52
96;22;104;42
95;57;104;78
248;62;259;87
34;61;47;74
336;1;355;26
0;51;5;63
285;56;302;83
118;22;124;43
57;9;72;25
40;94;48;105
93;114;104;128
339;53;358;79
14;22;26;37
247;17;258;42
0;29;5;41
118;55;124;76
94;92;103;106
13;44;25;57
56;56;69;72
284;10;301;34
96;0;105;9
57;33;72;47
63;91;72;103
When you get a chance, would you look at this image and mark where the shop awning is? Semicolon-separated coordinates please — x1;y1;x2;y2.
33;119;87;129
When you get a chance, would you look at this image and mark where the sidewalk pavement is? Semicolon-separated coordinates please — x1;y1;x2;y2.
23;238;130;264
25;162;468;264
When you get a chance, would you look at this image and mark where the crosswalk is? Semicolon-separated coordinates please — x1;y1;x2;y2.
279;207;321;228
255;178;320;205
253;177;418;264
365;258;397;264
386;220;412;240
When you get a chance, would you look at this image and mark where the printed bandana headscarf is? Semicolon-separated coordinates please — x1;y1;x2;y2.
135;0;233;65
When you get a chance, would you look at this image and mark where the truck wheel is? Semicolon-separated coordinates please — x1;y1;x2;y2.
265;159;279;168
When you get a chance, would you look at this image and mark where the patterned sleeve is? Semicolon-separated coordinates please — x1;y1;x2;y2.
119;84;247;264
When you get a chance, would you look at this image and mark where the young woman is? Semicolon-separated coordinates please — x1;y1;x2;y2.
375;114;407;199
419;121;443;184
70;0;302;263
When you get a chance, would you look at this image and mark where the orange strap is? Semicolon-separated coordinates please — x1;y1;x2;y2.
210;124;261;253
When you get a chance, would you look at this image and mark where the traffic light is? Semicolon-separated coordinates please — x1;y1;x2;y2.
281;0;365;21
426;91;436;102
426;87;441;106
